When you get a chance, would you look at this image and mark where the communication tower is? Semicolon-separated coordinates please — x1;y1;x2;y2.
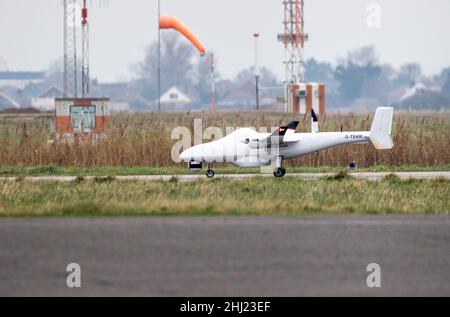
278;1;326;115
63;0;78;98
58;0;110;144
278;0;307;84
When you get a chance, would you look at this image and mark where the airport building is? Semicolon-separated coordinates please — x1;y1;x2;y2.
54;98;110;144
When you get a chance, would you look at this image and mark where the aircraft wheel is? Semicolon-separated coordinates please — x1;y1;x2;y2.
206;170;215;179
281;167;286;177
274;168;285;178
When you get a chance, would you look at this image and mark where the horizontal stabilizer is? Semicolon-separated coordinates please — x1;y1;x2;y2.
262;122;300;147
271;121;300;138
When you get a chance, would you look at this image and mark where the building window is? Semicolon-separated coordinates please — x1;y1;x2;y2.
169;93;179;100
70;106;96;130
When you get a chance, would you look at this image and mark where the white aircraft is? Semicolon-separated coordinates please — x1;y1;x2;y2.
180;107;394;178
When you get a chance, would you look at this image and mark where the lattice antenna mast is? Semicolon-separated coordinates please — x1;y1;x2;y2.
278;0;307;83
81;0;90;98
63;0;78;98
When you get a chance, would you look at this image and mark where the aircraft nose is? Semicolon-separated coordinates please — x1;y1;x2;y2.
180;148;191;161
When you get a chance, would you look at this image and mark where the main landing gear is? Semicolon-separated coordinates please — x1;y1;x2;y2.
274;167;286;178
273;156;286;178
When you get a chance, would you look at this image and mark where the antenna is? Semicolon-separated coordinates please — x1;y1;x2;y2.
278;0;308;84
254;33;260;111
81;0;90;98
63;0;78;98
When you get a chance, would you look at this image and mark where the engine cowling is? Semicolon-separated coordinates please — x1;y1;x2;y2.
243;138;262;149
188;161;203;173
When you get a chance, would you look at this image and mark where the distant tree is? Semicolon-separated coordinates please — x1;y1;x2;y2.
134;33;196;100
442;71;450;94
401;89;450;110
335;46;379;68
304;58;341;107
304;58;334;84
395;63;423;86
234;67;280;88
334;46;383;104
331;46;411;107
230;67;281;101
215;79;236;100
194;52;217;103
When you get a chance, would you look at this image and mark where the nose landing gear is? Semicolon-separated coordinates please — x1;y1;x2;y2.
206;169;215;179
206;164;215;179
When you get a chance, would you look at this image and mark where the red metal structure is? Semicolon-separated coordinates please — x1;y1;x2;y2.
81;0;90;98
278;0;307;84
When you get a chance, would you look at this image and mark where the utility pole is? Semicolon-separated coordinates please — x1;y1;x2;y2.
254;33;260;111
157;0;161;112
210;53;216;113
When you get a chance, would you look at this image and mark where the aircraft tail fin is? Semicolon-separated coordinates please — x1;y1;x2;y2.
311;109;319;133
370;107;394;150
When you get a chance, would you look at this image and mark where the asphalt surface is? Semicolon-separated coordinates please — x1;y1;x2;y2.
1;171;450;182
1;216;449;297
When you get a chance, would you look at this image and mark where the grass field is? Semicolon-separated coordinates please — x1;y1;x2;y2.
0;176;448;217
1;112;448;217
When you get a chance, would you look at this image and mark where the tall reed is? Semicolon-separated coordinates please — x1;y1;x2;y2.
1;111;449;168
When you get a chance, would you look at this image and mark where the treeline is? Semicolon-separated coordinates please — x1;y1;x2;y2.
40;35;450;111
131;37;450;110
305;46;450;110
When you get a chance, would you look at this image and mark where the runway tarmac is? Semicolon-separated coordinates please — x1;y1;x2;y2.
1;171;450;182
1;216;449;297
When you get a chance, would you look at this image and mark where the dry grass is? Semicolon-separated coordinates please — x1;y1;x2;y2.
1;111;449;168
0;177;448;217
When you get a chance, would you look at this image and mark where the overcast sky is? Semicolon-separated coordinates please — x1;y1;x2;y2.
0;0;449;82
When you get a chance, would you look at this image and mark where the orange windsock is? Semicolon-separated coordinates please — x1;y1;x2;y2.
159;15;206;56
